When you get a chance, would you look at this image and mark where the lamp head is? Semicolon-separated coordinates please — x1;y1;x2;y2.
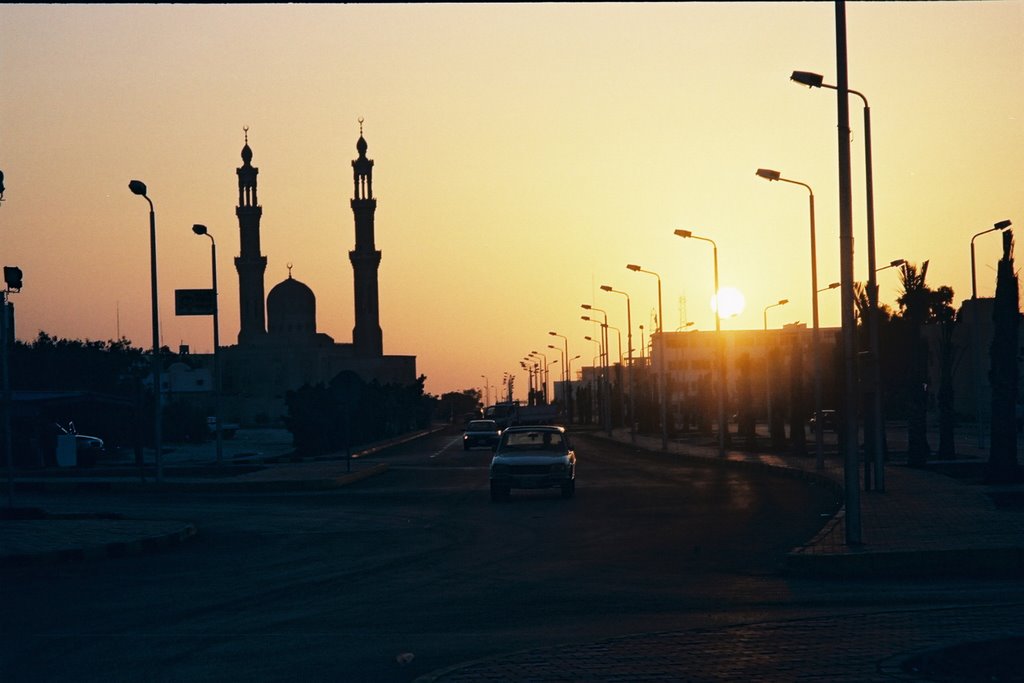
192;223;208;236
581;304;592;310
599;285;612;292
828;282;840;290
995;219;1013;230
791;70;824;88
756;168;781;181
779;299;789;305
128;180;148;197
673;229;692;239
548;331;557;337
581;315;591;322
890;259;906;268
626;264;641;271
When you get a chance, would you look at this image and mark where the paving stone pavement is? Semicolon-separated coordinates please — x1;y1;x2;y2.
416;603;1024;682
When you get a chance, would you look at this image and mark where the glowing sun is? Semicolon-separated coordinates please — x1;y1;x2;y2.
711;287;746;318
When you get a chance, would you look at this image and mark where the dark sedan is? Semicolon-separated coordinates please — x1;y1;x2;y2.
463;419;501;450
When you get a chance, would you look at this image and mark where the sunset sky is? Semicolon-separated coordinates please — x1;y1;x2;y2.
1;3;1021;398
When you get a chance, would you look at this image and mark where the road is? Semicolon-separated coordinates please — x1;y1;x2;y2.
1;427;1019;682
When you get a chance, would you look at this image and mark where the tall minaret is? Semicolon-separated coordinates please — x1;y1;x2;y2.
234;127;268;344
350;120;383;357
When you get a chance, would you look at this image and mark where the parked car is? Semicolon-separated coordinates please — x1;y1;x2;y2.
489;425;576;501
463;419;501;450
206;416;239;439
809;410;838;432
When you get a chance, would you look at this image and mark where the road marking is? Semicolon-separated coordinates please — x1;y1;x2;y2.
430;437;462;458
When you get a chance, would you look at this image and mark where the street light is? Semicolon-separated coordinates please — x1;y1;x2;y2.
763;299;789;331
192;224;222;466
129;179;163;483
627;264;668;450
791;69;881;494
532;350;549;403
601;284;635;438
753;171;825;470
818;282;841;293
480;375;490;408
971;221;1012;299
582;303;612;434
672;231;726;457
876;259;905;273
549;331;572;423
970;219;1013;447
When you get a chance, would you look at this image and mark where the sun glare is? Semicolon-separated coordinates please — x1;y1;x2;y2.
711;287;746;318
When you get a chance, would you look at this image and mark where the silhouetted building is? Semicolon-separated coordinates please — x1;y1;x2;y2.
216;128;416;424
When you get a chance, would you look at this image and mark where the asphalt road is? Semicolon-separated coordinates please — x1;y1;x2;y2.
1;428;1018;682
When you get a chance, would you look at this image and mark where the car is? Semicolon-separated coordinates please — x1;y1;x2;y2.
463;419;501;450
809;410;838;432
489;425;576;501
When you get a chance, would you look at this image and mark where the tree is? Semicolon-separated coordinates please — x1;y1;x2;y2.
895;261;954;467
987;230;1021;483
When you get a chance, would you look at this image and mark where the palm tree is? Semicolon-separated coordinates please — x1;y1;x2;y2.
896;262;934;467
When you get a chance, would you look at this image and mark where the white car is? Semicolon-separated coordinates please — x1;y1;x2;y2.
489;425;575;501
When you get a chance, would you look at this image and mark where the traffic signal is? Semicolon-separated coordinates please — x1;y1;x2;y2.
4;266;23;291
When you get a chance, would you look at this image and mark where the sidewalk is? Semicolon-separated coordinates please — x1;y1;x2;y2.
598;427;1024;578
0;427;437;566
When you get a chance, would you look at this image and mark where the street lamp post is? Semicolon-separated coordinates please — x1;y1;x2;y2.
673;231;726;457
754;170;826;470
532;350;549;403
601;284;635;439
970;219;1013;447
627;264;668;450
792;68;879;496
192;224;223;466
129;180;163;483
583;304;612;435
480;375;490;409
549;332;571;423
763;298;789;436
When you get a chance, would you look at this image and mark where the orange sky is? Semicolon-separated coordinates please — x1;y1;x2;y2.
1;3;1021;397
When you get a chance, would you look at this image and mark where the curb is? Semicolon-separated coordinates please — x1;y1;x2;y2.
0;520;198;567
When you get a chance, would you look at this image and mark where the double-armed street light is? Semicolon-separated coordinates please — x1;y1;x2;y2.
531;350;549;403
627;264;668;450
549;331;572;423
129;180;163;483
191;224;223;466
601;284;635;437
754;170;826;470
672;231;726;458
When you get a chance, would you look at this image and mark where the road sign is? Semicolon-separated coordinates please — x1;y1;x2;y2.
175;288;215;316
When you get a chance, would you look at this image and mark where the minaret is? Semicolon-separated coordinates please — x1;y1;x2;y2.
350;120;383;357
234;127;268;344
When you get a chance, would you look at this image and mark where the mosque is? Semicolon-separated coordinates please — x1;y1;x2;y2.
216;126;417;424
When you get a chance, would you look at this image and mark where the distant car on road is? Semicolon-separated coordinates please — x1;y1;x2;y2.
489;425;576;501
463;419;501;450
809;410;838;432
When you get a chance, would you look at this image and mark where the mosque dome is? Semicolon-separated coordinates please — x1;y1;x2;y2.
267;272;316;337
